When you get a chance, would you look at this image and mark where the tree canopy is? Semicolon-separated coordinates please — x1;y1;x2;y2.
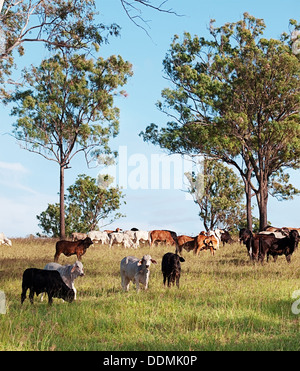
141;13;300;230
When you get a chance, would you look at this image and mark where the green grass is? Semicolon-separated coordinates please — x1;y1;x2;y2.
1;237;300;351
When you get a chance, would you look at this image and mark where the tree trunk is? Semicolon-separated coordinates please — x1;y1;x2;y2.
257;183;268;232
59;164;66;240
246;184;253;231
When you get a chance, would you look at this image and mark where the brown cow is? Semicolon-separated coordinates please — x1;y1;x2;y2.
150;230;177;247
177;235;195;254
54;237;93;262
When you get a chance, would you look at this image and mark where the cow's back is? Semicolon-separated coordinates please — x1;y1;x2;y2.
120;256;139;279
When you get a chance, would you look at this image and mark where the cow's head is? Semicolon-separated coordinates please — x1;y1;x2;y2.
71;261;85;277
82;237;93;248
138;254;157;269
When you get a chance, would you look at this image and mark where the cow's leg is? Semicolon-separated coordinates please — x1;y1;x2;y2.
72;283;77;300
163;273;167;286
29;289;34;304
47;293;53;305
21;287;27;304
134;276;140;292
121;275;130;292
167;276;171;287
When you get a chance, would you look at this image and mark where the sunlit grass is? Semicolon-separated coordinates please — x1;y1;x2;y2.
1;237;300;350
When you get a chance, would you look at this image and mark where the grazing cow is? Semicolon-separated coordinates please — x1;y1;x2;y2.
177;235;196;254
109;232;136;249
134;230;151;246
42;261;84;300
161;252;185;288
123;230;137;245
150;230;177;247
203;235;219;255
71;232;87;241
0;232;12;247
120;254;157;292
259;229;299;264
194;233;209;255
207;229;223;249
54;237;93;262
21;268;74;305
87;231;109;244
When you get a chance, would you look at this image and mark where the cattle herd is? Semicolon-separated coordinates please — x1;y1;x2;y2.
0;225;299;305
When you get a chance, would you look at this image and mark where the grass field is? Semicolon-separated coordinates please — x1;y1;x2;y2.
1;237;300;351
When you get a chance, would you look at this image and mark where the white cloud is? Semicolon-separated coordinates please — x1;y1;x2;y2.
0;161;28;173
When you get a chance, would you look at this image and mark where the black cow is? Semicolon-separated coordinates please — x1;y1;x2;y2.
259;229;299;264
221;230;234;246
161;252;185;288
21;268;75;305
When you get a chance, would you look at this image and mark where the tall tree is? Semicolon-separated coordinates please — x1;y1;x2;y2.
10;51;132;238
185;159;245;231
141;13;300;231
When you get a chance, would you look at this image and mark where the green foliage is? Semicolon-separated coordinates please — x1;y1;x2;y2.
185;159;246;231
10;52;132;165
141;13;300;228
0;0;120;98
37;174;125;237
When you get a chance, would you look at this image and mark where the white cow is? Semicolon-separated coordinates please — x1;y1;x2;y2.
42;261;84;300
88;230;109;244
207;229;224;249
0;232;12;247
71;232;87;241
120;254;157;292
109;232;136;249
134;230;151;246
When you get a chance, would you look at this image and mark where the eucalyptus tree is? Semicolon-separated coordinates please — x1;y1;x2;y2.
141;14;300;230
10;51;132;238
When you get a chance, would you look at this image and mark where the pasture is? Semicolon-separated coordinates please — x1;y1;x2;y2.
1;237;300;351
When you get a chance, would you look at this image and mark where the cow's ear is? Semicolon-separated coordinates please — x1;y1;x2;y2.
151;259;157;264
138;260;143;266
71;266;76;273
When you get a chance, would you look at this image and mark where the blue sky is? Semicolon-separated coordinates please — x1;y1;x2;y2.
0;0;300;237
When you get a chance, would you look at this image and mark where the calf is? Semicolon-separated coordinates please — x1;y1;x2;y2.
54;237;93;262
21;268;74;305
42;261;84;300
120;254;157;292
161;252;185;288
